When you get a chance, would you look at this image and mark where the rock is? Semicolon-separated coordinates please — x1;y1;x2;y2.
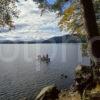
59;91;81;100
19;97;27;100
74;65;93;96
75;65;91;75
35;85;59;100
75;65;83;73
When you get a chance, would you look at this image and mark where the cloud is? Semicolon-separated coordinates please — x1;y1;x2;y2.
0;0;68;41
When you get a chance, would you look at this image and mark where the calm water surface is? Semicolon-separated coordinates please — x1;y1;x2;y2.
0;44;90;100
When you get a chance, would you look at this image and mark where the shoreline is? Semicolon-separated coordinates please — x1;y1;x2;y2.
35;64;100;100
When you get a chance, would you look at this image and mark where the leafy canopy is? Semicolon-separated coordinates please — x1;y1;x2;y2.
34;0;99;33
0;0;18;28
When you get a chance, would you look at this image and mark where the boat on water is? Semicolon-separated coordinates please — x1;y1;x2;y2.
38;54;50;63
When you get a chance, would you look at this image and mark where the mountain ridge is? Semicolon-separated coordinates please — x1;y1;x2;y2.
0;34;86;43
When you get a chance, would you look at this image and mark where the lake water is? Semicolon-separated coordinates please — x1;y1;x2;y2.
0;43;90;100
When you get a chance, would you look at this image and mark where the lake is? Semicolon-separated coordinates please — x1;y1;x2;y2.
0;43;90;100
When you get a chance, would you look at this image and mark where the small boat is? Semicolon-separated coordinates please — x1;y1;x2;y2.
37;54;50;63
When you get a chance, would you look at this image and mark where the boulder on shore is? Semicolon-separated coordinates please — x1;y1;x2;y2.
35;85;59;100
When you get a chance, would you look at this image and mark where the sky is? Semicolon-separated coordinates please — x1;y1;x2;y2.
0;0;69;42
47;0;71;12
47;0;56;4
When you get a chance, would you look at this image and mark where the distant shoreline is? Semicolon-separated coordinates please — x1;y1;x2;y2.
0;34;86;44
0;42;85;44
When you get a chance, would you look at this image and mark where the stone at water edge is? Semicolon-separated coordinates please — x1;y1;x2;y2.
75;65;83;73
19;97;27;100
75;64;91;74
35;85;60;100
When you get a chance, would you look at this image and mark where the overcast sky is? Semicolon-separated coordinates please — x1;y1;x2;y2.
0;0;69;41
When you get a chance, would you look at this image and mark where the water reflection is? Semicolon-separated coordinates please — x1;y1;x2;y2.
0;44;90;100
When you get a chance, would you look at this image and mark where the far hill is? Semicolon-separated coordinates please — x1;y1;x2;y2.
42;34;86;43
0;34;86;44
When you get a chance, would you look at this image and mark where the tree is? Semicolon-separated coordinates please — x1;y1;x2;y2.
59;0;99;35
80;0;100;66
35;0;100;66
33;0;69;15
59;0;86;35
0;0;18;29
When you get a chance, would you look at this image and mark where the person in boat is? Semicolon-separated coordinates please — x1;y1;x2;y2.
46;54;48;58
46;54;50;62
38;55;44;61
42;55;46;61
38;54;50;63
41;54;48;61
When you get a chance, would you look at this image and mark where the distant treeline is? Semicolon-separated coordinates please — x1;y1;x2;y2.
0;34;86;44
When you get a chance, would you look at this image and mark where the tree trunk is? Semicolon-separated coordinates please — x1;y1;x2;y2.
80;0;100;66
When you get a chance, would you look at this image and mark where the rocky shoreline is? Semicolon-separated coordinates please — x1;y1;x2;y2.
35;85;81;100
20;64;100;100
35;65;100;100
